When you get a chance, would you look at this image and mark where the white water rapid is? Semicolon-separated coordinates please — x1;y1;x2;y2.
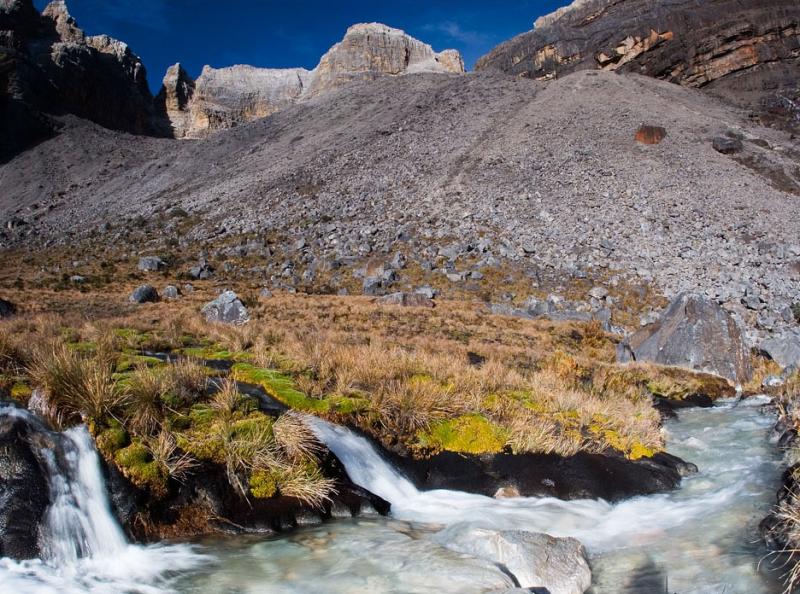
0;408;205;594
305;398;785;592
1;398;787;593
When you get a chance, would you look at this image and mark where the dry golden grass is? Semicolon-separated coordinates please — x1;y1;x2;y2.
27;343;128;428
0;285;734;460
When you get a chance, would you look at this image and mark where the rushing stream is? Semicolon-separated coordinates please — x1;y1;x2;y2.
0;397;788;593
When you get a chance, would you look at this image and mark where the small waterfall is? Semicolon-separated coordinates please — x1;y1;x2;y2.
307;417;420;503
0;406;205;594
39;426;128;565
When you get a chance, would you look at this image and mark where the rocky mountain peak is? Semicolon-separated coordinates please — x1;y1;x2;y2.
532;0;594;31
41;0;83;43
0;0;160;160
158;22;464;138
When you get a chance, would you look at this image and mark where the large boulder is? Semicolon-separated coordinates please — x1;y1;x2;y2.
760;330;800;370
0;403;52;559
618;293;752;384
376;292;435;308
201;290;249;325
129;284;159;304
137;256;166;272
433;523;591;594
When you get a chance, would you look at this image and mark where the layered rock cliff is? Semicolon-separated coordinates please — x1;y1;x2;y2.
158;23;465;138
0;0;160;160
476;0;800;130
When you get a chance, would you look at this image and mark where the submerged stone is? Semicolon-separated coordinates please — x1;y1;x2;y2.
434;523;591;594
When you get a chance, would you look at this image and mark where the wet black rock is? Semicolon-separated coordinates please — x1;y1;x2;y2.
0;402;53;559
386;447;691;502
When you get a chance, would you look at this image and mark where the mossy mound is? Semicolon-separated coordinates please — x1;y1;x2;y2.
417;414;508;455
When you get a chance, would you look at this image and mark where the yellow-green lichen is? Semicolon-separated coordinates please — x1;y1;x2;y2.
249;469;279;499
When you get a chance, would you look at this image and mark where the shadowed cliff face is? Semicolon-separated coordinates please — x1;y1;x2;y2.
476;0;800;131
0;0;161;161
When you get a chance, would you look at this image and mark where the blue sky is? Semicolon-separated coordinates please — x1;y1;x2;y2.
33;1;568;93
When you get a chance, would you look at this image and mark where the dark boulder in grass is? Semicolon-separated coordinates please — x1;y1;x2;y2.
201;290;249;325
129;284;159;304
618;293;752;384
0;298;17;318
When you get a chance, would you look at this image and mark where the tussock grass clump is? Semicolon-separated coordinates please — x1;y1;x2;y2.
28;344;128;427
126;365;168;435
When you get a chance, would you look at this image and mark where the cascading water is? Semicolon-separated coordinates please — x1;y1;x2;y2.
1;399;787;593
305;399;785;593
0;406;205;594
39;426;128;564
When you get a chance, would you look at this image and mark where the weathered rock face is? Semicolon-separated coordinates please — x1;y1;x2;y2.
760;330;800;370
0;0;161;160
308;23;464;96
620;293;753;384
476;0;800;131
434;523;592;594
159;23;463;138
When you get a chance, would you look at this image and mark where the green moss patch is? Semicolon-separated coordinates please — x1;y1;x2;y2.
417;414;508;454
181;347;253;362
114;440;167;493
231;363;330;412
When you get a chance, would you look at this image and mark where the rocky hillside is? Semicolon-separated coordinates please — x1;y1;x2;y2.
2;67;799;342
476;0;800;131
157;23;464;138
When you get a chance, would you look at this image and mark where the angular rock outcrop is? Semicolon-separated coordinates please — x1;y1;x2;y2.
476;0;800;130
307;23;464;96
202;290;249;325
619;293;752;384
158;23;464;138
0;0;162;160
